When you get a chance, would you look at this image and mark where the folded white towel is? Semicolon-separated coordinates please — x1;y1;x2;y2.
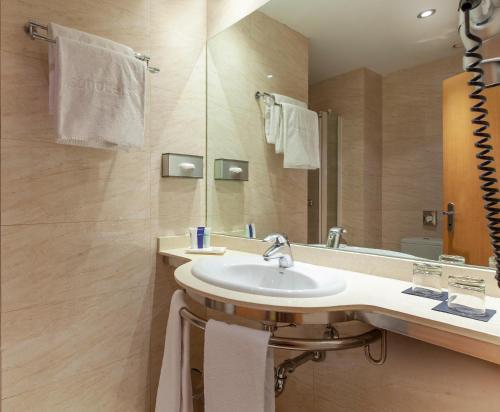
264;93;306;149
281;103;320;169
204;319;274;412
155;290;193;412
49;24;145;150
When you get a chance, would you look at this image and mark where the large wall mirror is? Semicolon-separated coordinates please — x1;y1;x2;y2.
206;0;500;269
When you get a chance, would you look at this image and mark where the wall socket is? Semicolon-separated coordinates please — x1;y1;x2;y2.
423;210;438;227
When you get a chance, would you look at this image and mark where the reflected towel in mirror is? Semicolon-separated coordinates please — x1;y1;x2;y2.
264;93;306;147
281;103;320;169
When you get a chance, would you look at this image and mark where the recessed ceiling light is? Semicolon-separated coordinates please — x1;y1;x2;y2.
417;9;436;19
267;74;273;79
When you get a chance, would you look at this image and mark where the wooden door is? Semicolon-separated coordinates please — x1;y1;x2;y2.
443;73;500;266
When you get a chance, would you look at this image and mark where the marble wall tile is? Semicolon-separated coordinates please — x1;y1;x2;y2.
151;176;205;222
1;0;208;410
1;139;150;225
0;51;53;142
1;0;149;60
2;286;152;398
313;333;500;412
1;220;152;312
207;0;270;38
2;354;150;412
276;331;500;412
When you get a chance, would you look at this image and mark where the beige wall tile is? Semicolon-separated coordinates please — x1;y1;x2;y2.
1;0;148;60
1;139;150;225
207;0;270;38
2;286;152;398
1;220;152;312
2;354;150;412
313;333;500;412
0;51;53;142
1;0;207;410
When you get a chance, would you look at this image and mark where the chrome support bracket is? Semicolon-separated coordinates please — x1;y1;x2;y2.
179;307;387;397
364;329;387;365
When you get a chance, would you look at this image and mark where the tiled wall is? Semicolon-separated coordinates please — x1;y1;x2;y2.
206;10;309;243
207;0;269;38
382;54;462;251
309;68;383;248
1;0;206;410
276;331;500;412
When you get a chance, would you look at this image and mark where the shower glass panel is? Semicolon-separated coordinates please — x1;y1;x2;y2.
308;111;340;244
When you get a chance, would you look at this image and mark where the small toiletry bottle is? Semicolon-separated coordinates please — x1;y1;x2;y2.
189;227;212;249
204;227;212;247
245;223;256;239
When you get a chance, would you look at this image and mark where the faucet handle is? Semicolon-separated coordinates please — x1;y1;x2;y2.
263;233;289;245
328;227;347;235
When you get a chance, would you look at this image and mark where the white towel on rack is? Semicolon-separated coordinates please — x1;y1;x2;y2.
204;319;274;412
264;93;306;148
49;24;145;150
155;290;193;412
48;23;134;114
281;103;320;169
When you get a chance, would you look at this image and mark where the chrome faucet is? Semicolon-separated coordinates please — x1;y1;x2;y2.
262;233;294;269
326;227;347;248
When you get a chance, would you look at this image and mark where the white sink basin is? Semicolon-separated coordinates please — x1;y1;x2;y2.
191;255;346;298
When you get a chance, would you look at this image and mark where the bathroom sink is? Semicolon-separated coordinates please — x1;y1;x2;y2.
191;255;347;298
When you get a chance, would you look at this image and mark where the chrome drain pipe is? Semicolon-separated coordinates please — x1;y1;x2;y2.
275;351;326;397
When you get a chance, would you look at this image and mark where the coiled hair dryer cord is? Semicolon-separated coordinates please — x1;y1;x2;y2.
461;1;500;287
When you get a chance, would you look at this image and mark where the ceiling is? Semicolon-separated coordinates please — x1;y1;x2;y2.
260;0;462;83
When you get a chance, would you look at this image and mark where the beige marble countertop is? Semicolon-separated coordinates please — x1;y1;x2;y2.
158;235;500;363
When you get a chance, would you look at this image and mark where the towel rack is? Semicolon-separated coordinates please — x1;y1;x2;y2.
181;306;386;397
179;306;386;356
255;91;279;106
24;21;160;74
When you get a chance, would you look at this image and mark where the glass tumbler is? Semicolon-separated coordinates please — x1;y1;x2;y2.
439;254;466;265
447;276;486;316
412;263;443;297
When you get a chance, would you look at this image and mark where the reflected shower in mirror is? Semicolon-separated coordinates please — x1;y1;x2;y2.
206;0;500;268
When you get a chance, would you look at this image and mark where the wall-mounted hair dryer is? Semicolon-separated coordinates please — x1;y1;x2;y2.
459;0;500;86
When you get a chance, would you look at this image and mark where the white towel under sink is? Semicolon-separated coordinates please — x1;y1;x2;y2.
204;319;275;412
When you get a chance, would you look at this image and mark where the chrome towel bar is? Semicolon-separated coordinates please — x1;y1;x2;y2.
255;91;280;106
24;21;160;74
179;307;387;359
